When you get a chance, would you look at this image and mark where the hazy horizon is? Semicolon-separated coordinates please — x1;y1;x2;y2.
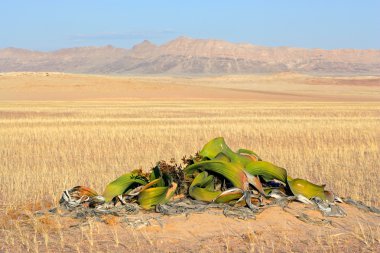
1;0;379;51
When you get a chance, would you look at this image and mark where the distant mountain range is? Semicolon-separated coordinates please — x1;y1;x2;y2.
1;37;379;75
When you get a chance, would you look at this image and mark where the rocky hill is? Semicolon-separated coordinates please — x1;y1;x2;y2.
1;37;379;75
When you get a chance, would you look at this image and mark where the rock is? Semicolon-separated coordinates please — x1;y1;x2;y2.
343;198;380;214
312;197;346;217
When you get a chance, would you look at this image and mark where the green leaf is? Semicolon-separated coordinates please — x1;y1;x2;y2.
138;187;168;210
214;153;231;162
214;188;243;203
237;148;262;161
188;172;221;202
199;137;235;159
190;171;213;188
184;160;248;190
138;182;178;210
127;178;162;196
198;137;260;167
245;161;287;183
287;178;326;200
102;173;147;202
190;187;222;202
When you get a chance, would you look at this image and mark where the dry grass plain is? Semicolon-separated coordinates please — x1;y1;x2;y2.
0;73;379;252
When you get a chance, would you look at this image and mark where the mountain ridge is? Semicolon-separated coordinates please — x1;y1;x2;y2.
1;37;379;75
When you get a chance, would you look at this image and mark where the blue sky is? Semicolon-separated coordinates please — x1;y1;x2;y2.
1;0;379;51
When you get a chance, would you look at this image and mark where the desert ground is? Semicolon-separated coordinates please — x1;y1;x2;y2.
1;72;380;101
0;73;379;252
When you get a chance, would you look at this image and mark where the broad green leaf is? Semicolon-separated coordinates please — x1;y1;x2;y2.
102;173;147;202
190;187;221;202
237;148;262;161
138;183;178;210
245;161;287;183
127;178;163;196
188;172;221;202
184;160;248;190
199;137;235;159
139;178;162;192
190;171;214;188
214;153;231;162
204;176;216;191
214;188;243;203
287;178;326;200
138;187;168;210
198;137;259;167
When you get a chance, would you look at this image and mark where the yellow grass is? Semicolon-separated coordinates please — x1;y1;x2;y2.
0;101;378;207
0;100;379;252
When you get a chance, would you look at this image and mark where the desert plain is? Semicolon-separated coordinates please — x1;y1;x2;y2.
0;72;379;252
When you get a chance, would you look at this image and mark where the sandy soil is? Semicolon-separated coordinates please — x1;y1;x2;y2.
2;200;379;252
0;72;379;101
